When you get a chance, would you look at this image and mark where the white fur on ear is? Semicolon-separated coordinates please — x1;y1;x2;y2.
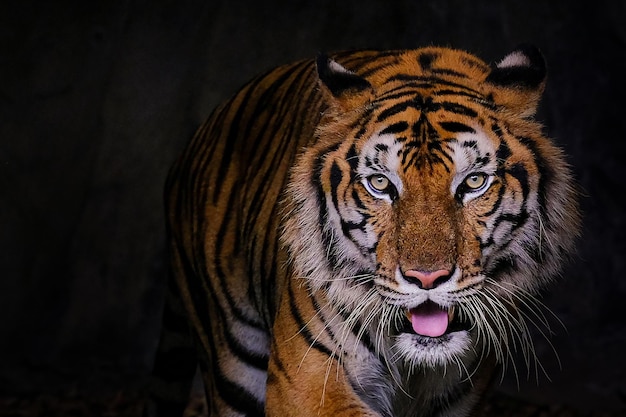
328;59;353;75
497;51;532;68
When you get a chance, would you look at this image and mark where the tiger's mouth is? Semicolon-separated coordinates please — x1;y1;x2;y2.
401;300;470;338
393;300;474;367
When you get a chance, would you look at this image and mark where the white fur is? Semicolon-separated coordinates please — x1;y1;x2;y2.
358;132;405;197
497;51;531;68
448;130;498;203
394;331;472;369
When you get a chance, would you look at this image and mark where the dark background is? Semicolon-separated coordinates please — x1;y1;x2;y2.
1;0;625;414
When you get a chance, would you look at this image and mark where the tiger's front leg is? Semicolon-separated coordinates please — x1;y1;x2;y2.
265;278;384;417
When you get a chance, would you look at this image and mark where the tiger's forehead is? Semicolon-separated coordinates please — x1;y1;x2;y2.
357;125;498;178
357;49;497;130
362;47;492;89
350;66;499;173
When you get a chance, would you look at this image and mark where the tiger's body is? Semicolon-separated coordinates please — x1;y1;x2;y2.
152;46;580;417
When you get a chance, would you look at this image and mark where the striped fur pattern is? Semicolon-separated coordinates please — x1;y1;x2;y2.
154;46;580;417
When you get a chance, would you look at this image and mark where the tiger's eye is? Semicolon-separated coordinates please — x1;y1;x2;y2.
464;173;487;190
369;175;390;192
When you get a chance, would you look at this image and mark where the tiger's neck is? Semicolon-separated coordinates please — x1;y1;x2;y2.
304;286;497;417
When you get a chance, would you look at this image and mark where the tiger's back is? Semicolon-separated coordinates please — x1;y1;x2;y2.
162;58;321;415
166;58;319;324
153;46;580;417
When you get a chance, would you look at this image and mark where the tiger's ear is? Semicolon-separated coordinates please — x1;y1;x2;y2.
316;53;373;110
485;45;547;117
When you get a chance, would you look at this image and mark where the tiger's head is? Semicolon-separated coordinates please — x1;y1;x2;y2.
282;46;579;373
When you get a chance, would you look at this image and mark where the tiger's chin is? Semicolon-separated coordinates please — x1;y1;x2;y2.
394;330;472;369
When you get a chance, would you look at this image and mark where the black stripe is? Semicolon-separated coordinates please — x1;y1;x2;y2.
314;144;342;268
330;160;343;205
380;121;409;135
476;180;505;219
486;256;517;278
436;88;487;101
261;211;282;321
418;51;438;70
432;67;468;78
495;136;511;161
439;121;476;133
494;211;530;231
346;144;359;178
337;50;402;74
223;324;269;371
383;74;483;95
507;162;530;200
268;337;291;383
516;135;552;227
375;99;415;122
375;88;429;103
440;101;478;118
214;372;265;416
288;281;334;358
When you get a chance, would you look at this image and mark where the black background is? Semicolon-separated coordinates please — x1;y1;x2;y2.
1;0;625;413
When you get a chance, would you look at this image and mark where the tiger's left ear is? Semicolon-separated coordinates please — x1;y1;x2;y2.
316;53;373;110
485;44;547;117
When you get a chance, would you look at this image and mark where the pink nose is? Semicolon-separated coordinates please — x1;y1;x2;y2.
404;269;451;289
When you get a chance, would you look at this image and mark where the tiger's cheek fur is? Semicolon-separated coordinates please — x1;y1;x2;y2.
456;183;503;282
370;207;399;280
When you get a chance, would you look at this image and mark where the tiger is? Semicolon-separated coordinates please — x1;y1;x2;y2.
149;45;580;417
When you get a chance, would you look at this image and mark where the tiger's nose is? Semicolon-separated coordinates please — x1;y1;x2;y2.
403;269;451;290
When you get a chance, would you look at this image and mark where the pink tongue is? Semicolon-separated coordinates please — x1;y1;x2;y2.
410;302;449;337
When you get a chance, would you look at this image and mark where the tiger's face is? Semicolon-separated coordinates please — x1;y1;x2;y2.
283;47;579;372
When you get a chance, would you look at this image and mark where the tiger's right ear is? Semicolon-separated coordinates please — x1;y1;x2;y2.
485;45;547;117
316;53;373;109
